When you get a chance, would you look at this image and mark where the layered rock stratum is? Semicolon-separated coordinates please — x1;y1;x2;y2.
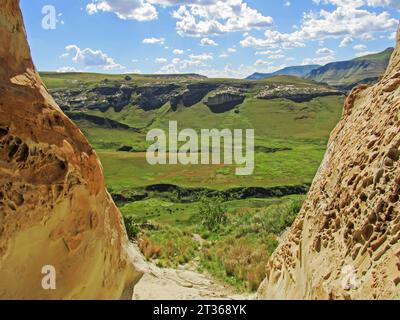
0;0;142;299
258;26;400;300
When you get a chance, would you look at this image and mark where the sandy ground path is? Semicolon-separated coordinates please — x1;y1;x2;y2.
127;244;254;300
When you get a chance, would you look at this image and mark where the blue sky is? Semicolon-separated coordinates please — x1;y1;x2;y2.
20;0;399;78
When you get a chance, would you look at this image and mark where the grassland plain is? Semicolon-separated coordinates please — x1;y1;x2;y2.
42;72;344;291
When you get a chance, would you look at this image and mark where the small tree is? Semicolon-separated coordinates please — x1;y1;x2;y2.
123;216;140;240
198;195;227;231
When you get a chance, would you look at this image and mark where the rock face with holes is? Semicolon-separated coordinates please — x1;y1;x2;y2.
0;0;142;299
258;26;400;300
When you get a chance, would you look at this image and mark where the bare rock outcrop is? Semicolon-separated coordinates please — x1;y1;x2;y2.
205;87;245;113
0;0;142;299
258;26;400;300
170;83;219;110
256;84;343;103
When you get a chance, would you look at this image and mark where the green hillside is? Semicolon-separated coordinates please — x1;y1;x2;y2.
305;48;393;90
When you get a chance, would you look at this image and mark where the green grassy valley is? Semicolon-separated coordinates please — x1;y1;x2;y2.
42;72;344;291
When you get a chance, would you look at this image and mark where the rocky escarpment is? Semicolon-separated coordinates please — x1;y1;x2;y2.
50;78;344;118
136;84;180;110
170;83;219;110
258;27;400;300
205;87;246;113
112;184;310;206
53;82;221;113
256;84;343;103
0;0;142;299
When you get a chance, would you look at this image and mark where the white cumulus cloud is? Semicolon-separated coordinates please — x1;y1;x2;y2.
57;66;79;73
143;37;165;44
155;57;168;64
86;0;158;21
316;47;335;55
200;37;218;46
172;0;273;37
173;49;184;54
353;44;367;50
241;2;397;50
64;45;125;70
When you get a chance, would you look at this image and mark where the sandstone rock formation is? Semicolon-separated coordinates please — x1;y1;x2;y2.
205;87;245;113
52;82;220;113
0;0;142;299
170;83;219;110
258;26;400;300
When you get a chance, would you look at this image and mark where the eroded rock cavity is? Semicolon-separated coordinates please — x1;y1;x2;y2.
258;26;400;300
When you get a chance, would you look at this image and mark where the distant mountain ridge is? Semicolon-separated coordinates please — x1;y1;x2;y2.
304;48;394;90
247;48;394;91
246;65;321;80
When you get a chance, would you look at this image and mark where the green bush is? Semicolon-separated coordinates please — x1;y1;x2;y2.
253;198;303;234
123;216;140;240
198;195;227;231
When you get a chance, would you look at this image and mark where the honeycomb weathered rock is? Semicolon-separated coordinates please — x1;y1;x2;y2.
258;25;400;300
0;0;142;299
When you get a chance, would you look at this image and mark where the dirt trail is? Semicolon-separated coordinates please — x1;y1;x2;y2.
127;244;254;300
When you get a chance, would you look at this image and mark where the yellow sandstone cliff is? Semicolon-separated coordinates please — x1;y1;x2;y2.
0;0;142;299
258;26;400;300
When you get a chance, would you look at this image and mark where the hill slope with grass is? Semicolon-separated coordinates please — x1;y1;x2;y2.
305;48;394;90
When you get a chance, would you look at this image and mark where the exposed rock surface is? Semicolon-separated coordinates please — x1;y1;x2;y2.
0;0;142;299
52;82;221;113
256;84;343;103
170;83;219;110
136;84;181;111
258;27;400;300
205;87;245;113
50;79;343;117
